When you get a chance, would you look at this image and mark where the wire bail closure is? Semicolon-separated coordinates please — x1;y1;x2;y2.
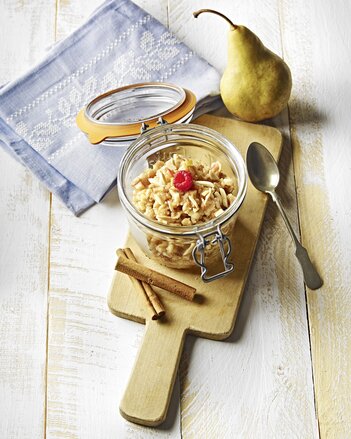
140;117;167;134
192;224;234;282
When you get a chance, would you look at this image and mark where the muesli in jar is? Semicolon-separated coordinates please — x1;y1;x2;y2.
132;154;237;268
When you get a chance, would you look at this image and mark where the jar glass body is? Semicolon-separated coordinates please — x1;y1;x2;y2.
118;123;247;272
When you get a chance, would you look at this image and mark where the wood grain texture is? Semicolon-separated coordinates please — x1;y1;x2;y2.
167;1;319;437
0;1;56;438
280;0;351;436
47;3;182;439
108;115;283;427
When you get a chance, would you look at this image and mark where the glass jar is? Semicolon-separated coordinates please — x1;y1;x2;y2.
77;82;247;282
117;123;247;282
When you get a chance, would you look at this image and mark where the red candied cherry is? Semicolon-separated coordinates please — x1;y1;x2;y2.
173;170;193;192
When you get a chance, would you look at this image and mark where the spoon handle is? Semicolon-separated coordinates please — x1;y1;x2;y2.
270;191;323;290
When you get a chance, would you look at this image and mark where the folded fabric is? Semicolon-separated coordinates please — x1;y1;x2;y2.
0;0;222;215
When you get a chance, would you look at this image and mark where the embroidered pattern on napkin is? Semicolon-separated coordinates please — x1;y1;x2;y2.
10;25;194;164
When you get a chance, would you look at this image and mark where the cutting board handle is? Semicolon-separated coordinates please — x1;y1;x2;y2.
120;319;187;426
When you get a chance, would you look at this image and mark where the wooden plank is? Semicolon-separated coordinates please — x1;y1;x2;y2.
46;1;181;437
279;0;351;436
167;0;319;437
0;1;56;438
47;198;181;438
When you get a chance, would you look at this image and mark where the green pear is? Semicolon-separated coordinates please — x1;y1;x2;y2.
193;9;292;122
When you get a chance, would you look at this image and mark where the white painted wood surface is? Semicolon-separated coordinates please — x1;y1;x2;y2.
50;1;181;437
0;2;55;439
0;0;350;438
280;1;351;436
169;2;317;437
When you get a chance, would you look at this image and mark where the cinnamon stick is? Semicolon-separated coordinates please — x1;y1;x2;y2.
124;248;165;318
115;249;196;301
116;249;165;320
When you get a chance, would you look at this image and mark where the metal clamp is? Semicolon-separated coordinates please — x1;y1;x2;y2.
140;117;167;135
140;122;149;134
156;116;167;125
192;224;234;282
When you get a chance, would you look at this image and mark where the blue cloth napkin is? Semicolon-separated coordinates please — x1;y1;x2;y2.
0;0;221;215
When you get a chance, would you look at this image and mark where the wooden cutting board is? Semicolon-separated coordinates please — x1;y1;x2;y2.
108;114;282;427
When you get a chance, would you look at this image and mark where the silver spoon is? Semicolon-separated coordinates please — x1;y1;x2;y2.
246;142;323;290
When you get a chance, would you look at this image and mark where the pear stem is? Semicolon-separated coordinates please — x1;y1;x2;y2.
193;9;238;30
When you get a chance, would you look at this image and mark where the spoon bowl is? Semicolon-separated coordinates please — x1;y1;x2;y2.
246;142;280;193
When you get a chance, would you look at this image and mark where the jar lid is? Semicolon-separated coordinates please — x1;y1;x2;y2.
76;82;196;145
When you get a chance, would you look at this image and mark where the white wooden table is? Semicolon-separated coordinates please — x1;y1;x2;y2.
1;1;350;438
